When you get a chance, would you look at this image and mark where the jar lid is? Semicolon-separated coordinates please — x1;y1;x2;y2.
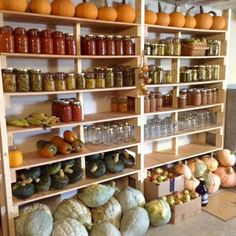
65;33;74;37
73;101;81;105
17;69;28;73
97;34;105;38
106;35;114;39
145;43;151;45
2;68;14;73
124;35;131;39
67;73;75;77
194;89;201;93
115;35;123;39
105;67;113;72
29;69;41;73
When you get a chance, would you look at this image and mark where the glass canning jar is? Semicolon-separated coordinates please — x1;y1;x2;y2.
16;69;30;92
144;95;150;113
115;35;124;55
192;89;202;106
207;89;213;104
85;72;96;89
178;94;187;108
105;68;114;88
165;37;174;56
53;31;65;55
212;88;218;103
106;35;115;55
96;35;106;55
43;73;55;91
65;33;77;55
40;30;54;54
149;65;157;84
114;71;123;87
0;26;14;53
29;69;42;92
95;71;105;88
2;68;16;92
84;34;96;55
212;65;220;80
27;29;41;54
60;100;72;122
156;92;163;111
118;96;128;112
187;88;193;105
76;73;86;89
205;65;212;80
55;72;66;91
123;36;133;55
201;88;207;105
123;66;134;86
164;70;172;84
197;65;206;81
71;100;82;121
66;73;76;90
144;43;151;55
149;93;156;112
14;27;28;53
173;38;181;56
111;96;118;112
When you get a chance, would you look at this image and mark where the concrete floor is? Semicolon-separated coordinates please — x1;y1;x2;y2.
146;211;236;236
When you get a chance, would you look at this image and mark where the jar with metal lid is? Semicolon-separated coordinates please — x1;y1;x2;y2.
197;65;206;81
85;72;96;89
187;88;193;105
27;29;41;54
65;33;77;55
156;66;164;84
96;35;106;55
123;36;133;55
156;92;163;111
96;71;105;88
66;73;76;90
178;94;187;108
212;88;218;103
16;69;30;92
41;30;53;54
213;40;221;56
111;97;118;112
53;31;65;55
128;97;135;111
207;89;213;104
29;69;42;92
84;34;96;55
212;65;219;80
201;89;207;105
150;93;156;112
52;99;60;116
71;100;82;121
104;68;114;88
191;69;198;81
173;38;181;56
60;100;72;122
164;70;172;84
118;96;128;112
13;27;28;53
144;95;150;113
165;37;174;56
76;73;86;89
144;43;151;55
148;65;157;84
114;35;124;55
163;94;172;107
180;70;191;83
2;68;16;92
55;72;66;91
0;26;14;53
106;35;115;55
123;66;133;86
205;65;212;80
207;40;214;56
80;35;85;55
115;71;123;87
43;73;55;91
155;44;165;56
192;89;201;106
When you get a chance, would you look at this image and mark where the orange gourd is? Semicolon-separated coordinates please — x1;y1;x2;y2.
4;0;27;12
217;149;236;167
51;136;72;155
195;6;213;29
156;2;170;26
145;9;157;25
174;161;192;180
209;11;226;30
9;148;23;167
201;155;218;172
29;0;51;15
184;6;196;29
116;0;136;23
51;0;75;17
97;0;117;22
214;166;236;188
169;4;185;28
0;0;4;10
75;0;98;20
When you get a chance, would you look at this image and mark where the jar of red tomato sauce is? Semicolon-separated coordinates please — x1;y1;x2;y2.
0;26;14;53
41;30;54;54
71;100;82;121
27;28;41;54
60;100;72;122
53;31;65;55
13;27;28;53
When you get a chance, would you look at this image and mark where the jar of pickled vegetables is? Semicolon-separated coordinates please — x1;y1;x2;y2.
156;66;164;84
2;68;16;92
123;66;134;86
96;71;105;88
153;44;165;56
16;69;30;92
53;31;65;55
180;70;191;83
43;73;55;91
205;65;212;80
191;69;198;81
55;72;66;91
212;65;219;80
118;96;128;112
173;38;181;56
105;68;114;88
111;97;118;112
76;73;86;89
85;72;96;89
66;73;76;90
144;43;151;55
197;65;206;81
149;65;157;84
165;37;174;56
29;69;42;92
164;70;172;84
115;71;123;87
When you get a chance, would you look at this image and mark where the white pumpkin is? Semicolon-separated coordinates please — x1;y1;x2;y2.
117;186;145;213
184;176;200;192
90;222;121;236
203;171;221;194
217;149;236;167
201;155;218;172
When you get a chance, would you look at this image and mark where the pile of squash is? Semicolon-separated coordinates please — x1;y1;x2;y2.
12;159;83;200
86;149;135;179
15;183;172;235
145;3;226;30
1;0;136;23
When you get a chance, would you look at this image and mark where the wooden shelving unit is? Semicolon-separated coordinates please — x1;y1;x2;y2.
0;2;230;235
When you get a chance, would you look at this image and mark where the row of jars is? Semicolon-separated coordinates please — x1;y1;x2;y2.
51;98;82;123
147;65;173;84
178;88;218;108
0;26;76;55
84;122;135;145
180;65;220;82
111;96;135;113
81;34;135;56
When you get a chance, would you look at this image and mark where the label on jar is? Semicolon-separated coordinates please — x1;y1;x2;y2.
202;193;208;205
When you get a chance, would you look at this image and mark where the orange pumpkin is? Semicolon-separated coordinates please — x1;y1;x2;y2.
156;2;170;26
51;0;75;17
116;0;136;23
145;9;157;25
9;149;23;167
184;6;196;29
169;4;185;28
0;0;5;10
4;0;27;12
97;1;117;22
75;0;98;20
195;6;213;29
174;161;192;180
214;167;236;188
29;0;51;15
209;11;226;30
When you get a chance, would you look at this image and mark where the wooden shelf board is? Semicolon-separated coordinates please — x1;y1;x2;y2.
146;24;227;34
144;143;222;169
145;103;224;116
13;168;139;206
146;55;226;59
146;80;223;88
0;10;140;28
7;112;139;134
145;125;222;143
4;87;136;96
11;142;140;171
0;53;139;59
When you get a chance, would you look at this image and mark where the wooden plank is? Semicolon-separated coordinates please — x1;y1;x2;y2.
146;55;226;60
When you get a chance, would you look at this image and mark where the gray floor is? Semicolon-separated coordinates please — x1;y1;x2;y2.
146;211;236;236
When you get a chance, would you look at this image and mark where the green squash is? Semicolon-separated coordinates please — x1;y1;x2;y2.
86;153;103;162
23;209;53;236
62;159;75;171
12;179;35;200
35;175;51;192
19;167;41;180
52;218;88;236
65;164;83;184
105;152;124;173
51;169;69;190
119;150;135;168
54;199;92;229
86;159;106;178
42;162;61;175
90;222;121;236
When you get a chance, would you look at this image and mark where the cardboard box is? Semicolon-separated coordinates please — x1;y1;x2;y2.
144;175;184;201
170;196;202;224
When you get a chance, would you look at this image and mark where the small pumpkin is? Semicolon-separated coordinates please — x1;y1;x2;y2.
201;155;218;172
169;4;185;28
4;0;27;12
97;0;117;22
12;178;35;200
105;152;124;173
71;139;84;153
86;153;103;162
90;222;121;236
29;0;51;15
156;2;170;26
51;169;69;190
75;0;98;20
217;149;236;167
37;140;57;158
214;166;236;188
116;0;136;23
51;0;75;17
188;158;207;178
65;164;83;184
62;159;75;171
145;8;157;25
119;150;135;168
184;176;200;192
35;174;52;192
51;136;72;155
203;171;220;193
184;6;196;29
0;1;4;10
209;11;226;30
9;148;23;168
195;6;213;29
42;162;61;175
174;161;192;180
19;167;41;180
86;159;106;178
